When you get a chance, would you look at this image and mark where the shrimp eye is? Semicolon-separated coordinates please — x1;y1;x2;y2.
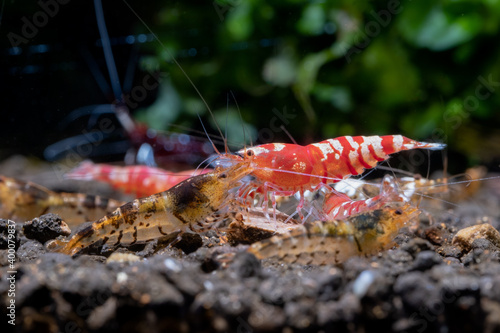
246;150;254;157
395;209;403;215
219;173;228;179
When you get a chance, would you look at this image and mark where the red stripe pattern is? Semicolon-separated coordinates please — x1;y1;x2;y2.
239;135;444;193
66;161;210;198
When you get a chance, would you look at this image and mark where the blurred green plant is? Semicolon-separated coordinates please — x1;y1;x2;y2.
133;0;500;167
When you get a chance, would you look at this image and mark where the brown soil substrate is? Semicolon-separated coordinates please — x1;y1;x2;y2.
1;167;500;332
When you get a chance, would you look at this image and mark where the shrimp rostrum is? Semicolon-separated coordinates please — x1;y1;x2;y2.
48;161;252;256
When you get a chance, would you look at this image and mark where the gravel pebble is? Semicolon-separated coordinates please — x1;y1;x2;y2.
23;213;71;243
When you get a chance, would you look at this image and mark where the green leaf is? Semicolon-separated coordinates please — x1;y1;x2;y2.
226;3;254;41
398;2;482;51
262;53;297;87
313;84;352;113
297;4;326;35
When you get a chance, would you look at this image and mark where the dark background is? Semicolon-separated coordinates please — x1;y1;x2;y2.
2;0;500;174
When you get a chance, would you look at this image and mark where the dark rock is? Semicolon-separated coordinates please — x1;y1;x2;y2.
480;275;500;302
385;249;414;264
118;268;184;306
23;213;71;243
394;271;440;312
411;250;442;271
316;268;343;301
440;275;484;333
482;298;500;333
317;294;360;329
17;240;45;262
154;257;203;297
87;296;117;330
192;280;260;319
258;271;319;305
471;238;497;251
342;256;371;281
0;219;23;250
247;301;286;331
0;250;10;267
424;224;452;245
172;232;203;254
436;244;463;258
461;241;500;266
401;238;435;258
285;299;317;330
443;257;461;266
227;251;261;278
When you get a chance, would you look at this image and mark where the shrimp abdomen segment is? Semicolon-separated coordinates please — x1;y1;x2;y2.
57;192;184;256
312;135;445;179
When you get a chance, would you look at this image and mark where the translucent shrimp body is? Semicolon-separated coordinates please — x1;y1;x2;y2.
49;162;253;256
248;203;420;265
0;175;124;227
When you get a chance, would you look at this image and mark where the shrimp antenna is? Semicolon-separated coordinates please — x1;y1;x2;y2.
374;165;418;177
384;160;407;201
94;0;122;101
230;90;251;149
280;125;298;145
198;114;220;155
225;94;230;153
442;151;449;193
165;123;235;147
122;1;227;151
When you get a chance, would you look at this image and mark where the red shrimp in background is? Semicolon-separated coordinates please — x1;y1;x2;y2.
66;161;212;198
221;135;445;219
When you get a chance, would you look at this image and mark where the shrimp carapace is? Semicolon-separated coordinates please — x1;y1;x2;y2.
247;203;420;265
48;162;253;256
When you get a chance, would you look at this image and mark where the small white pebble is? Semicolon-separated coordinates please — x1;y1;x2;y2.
352;270;376;298
204;280;214;291
163;258;181;273
116;272;128;283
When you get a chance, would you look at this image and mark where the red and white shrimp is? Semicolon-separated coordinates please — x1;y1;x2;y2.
221;135;445;219
321;174;407;220
66;161;212;198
